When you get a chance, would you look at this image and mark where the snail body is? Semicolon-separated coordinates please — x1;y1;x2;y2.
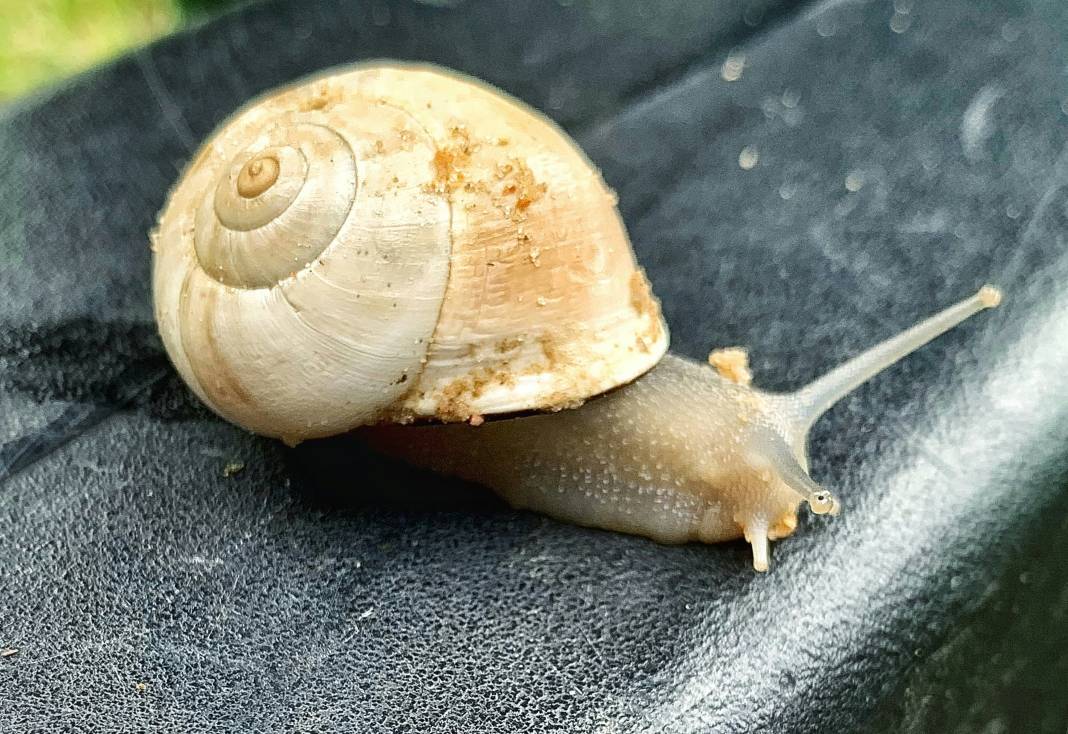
367;354;811;567
368;290;1000;572
152;62;1001;571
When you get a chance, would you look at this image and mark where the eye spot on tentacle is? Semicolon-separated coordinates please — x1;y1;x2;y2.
809;490;841;516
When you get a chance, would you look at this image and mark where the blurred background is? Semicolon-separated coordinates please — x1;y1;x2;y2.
0;0;238;101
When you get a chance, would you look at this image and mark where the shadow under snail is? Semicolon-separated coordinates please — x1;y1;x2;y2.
151;62;1000;571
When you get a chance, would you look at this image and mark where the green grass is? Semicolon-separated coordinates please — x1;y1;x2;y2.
0;0;237;101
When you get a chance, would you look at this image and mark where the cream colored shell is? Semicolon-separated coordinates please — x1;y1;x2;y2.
152;62;668;442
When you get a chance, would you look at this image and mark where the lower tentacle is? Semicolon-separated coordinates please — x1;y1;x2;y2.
743;520;771;572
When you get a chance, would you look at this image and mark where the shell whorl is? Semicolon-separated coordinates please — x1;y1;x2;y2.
153;76;452;441
196;123;357;289
152;63;669;442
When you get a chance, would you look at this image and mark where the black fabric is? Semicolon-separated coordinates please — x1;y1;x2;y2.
2;1;1067;731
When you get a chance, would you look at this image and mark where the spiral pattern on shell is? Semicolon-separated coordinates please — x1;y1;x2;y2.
195;123;357;289
152;72;454;441
152;63;668;442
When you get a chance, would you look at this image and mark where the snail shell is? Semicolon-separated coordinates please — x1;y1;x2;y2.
152;63;669;442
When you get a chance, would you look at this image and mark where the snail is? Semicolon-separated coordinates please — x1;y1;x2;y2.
151;62;1001;571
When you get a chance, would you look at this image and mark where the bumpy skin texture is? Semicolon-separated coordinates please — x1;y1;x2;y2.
367;289;995;571
367;355;805;547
